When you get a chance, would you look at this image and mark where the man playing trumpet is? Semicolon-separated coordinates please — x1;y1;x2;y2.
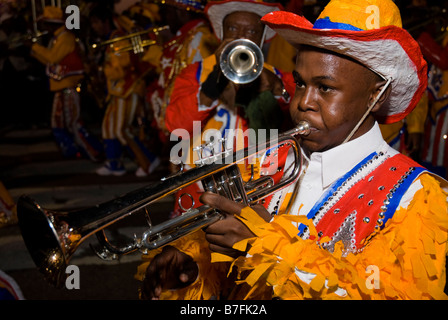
138;0;448;300
162;0;295;219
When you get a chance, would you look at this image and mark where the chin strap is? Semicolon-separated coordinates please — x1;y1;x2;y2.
259;26;267;49
342;77;392;144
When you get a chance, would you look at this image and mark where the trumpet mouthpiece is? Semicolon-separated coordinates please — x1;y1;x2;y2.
296;120;310;136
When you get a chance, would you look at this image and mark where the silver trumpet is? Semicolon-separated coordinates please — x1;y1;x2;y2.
91;26;169;54
17;121;310;288
219;39;264;84
8;31;48;50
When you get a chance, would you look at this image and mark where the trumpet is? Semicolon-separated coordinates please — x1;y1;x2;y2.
8;31;48;50
91;26;169;54
17;121;310;288
220;38;264;84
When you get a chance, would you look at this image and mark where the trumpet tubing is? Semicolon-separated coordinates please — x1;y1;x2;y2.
8;31;48;50
17;121;310;287
91;26;169;54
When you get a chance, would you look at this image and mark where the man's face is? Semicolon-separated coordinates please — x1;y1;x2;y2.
41;21;62;34
90;17;109;37
222;11;264;45
290;46;380;154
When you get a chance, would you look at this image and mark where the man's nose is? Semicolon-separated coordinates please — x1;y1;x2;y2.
234;27;251;40
236;31;247;39
297;88;318;112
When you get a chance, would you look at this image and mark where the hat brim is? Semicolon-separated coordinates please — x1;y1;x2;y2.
205;0;283;42
262;11;428;124
37;15;64;23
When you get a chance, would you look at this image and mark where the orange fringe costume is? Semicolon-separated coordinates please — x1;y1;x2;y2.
230;174;448;300
136;173;448;300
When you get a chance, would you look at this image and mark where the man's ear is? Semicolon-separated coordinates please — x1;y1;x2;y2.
369;79;392;113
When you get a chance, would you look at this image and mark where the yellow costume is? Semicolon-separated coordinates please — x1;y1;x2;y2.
31;26;83;92
31;7;102;161
96;29;158;176
230;174;448;300
380;92;428;154
266;35;296;72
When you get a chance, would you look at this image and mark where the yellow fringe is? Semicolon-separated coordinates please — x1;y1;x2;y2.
231;174;448;300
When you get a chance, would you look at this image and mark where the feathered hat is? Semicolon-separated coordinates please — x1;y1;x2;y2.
261;0;428;124
205;0;283;41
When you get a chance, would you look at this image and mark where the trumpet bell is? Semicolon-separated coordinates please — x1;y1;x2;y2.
220;39;264;84
17;196;69;287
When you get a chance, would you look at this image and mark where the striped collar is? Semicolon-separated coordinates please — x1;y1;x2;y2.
302;122;397;189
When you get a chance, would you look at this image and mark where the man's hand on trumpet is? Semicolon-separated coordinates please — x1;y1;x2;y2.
142;245;199;300
141;192;271;299
201;192;271;257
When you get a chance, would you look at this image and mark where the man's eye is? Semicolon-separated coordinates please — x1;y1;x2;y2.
292;71;304;88
295;80;305;88
319;85;332;92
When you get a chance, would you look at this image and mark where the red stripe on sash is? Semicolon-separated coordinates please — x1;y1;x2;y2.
313;154;422;252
